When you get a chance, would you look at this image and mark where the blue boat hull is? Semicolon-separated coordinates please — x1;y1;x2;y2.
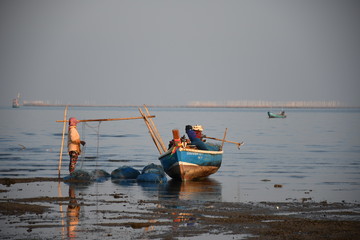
159;147;223;181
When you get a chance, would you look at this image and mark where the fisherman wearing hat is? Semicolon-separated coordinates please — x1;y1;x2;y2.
68;117;86;173
192;125;205;140
185;125;208;150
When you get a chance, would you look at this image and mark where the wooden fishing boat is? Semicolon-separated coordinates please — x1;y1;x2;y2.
159;145;223;181
268;111;286;118
138;105;243;181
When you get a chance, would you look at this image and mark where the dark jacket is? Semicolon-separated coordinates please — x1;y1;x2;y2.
186;129;208;150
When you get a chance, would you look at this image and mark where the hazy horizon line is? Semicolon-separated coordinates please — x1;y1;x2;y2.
11;99;359;108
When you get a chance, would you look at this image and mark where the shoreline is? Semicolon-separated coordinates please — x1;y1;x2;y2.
1;177;359;239
19;103;359;108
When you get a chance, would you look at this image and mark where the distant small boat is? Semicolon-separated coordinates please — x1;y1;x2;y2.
12;94;20;108
268;111;286;118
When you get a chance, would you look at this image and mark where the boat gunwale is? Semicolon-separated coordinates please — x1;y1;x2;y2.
159;146;223;159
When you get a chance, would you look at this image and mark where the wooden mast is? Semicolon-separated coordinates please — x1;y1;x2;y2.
138;105;166;154
142;105;167;152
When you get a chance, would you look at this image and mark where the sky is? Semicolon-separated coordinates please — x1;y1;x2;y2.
0;0;359;107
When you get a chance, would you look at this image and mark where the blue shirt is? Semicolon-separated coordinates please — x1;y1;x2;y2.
186;129;198;142
186;129;208;150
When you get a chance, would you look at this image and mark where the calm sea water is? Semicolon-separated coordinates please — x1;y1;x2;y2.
0;106;359;203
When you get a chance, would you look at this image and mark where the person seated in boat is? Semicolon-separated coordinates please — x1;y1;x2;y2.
67;117;86;173
280;111;285;116
192;125;206;141
185;125;208;150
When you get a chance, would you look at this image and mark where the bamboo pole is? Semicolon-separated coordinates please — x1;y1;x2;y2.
204;136;244;149
145;120;163;154
58;105;68;178
56;115;155;123
221;128;228;150
143;105;167;152
57;181;65;237
143;105;162;147
139;107;163;154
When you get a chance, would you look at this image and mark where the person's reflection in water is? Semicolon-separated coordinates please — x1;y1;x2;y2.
67;185;80;239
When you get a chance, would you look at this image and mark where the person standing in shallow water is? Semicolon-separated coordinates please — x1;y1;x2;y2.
67;117;85;173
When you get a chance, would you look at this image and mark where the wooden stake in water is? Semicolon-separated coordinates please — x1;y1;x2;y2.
58;105;68;178
221;128;228;150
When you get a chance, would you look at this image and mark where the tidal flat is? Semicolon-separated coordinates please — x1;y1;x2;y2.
0;178;359;240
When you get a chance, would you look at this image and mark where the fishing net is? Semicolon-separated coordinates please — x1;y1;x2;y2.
79;121;102;169
90;169;111;182
64;169;111;183
137;173;167;183
64;121;107;181
111;166;140;179
64;169;92;182
137;163;167;183
141;163;165;175
60;107;169;184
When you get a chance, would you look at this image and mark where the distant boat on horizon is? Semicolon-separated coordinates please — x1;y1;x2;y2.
268;111;286;118
12;93;20;108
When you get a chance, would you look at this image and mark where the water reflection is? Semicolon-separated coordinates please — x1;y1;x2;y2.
111;178;137;186
162;179;222;228
172;212;196;225
136;178;222;230
62;182;92;239
162;178;222;202
67;185;80;239
138;181;166;198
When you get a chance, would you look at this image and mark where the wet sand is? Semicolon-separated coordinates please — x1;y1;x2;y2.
1;178;360;239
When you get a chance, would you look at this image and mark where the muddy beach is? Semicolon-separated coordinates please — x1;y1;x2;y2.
1;178;359;240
